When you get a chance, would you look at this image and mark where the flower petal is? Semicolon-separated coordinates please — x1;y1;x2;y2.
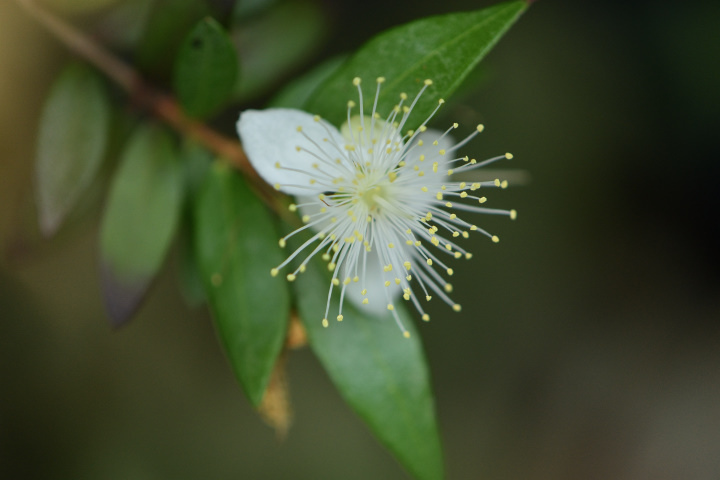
343;250;401;313
237;108;345;196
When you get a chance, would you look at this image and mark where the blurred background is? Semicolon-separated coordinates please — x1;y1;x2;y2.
2;0;719;479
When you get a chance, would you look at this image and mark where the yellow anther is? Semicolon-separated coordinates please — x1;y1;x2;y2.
470;225;478;231
471;182;481;190
278;238;286;248
422;314;430;322
465;253;473;259
479;197;487;204
337;314;344;321
444;283;453;293
406;275;412;281
494;179;501;187
510;209;517;220
492;235;500;243
274;162;281;168
501;180;508;189
426;295;432;301
424;79;433;86
296;126;303;132
436;192;443;200
403;331;410;338
432;162;439;173
452;304;462;312
388;243;395;249
438;98;445;105
445;244;452;251
505;152;513;159
322;318;329;328
462;232;469;239
431;237;440;246
384;281;391;287
274;183;281;190
415;241;421;247
454;252;462;259
447;169;454;175
421;186;429;192
460;192;468;198
332;278;340;286
403;294;410;301
400;92;408;100
445;202;452;208
395;278;401;285
403;261;412;270
476;124;484;132
427;259;433;266
376;76;385;83
286;274;296;282
299;264;307;273
362;298;369;304
288;204;297;212
447;268;454;276
406;240;413;245
328;262;336;270
271;268;279;277
452;232;460;238
361;288;367;295
387;304;395;311
347;100;356;108
343;277;351;285
439;149;446;155
313;115;321;121
302;215;310;223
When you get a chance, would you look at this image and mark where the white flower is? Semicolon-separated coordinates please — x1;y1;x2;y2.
237;77;515;337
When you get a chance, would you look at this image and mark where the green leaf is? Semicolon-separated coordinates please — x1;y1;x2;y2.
35;63;111;236
305;1;527;128
136;0;211;78
193;163;290;406
100;124;183;326
232;1;327;101
294;259;443;480
174;18;239;119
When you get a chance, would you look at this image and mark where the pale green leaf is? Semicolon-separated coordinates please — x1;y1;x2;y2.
35;63;110;236
100;124;183;326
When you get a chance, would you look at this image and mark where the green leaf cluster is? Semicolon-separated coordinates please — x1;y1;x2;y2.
31;2;526;479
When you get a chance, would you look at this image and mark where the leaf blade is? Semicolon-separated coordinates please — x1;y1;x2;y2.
35;63;111;236
99;124;183;326
305;1;527;128
174;17;239;119
294;260;444;480
193;163;290;406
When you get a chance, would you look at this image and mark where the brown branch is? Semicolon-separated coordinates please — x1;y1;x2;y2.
13;0;283;208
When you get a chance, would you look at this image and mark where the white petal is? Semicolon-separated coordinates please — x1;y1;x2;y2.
343;250;401;313
412;127;455;163
237;108;345;196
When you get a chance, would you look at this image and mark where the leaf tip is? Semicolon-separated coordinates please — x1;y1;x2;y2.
100;261;149;328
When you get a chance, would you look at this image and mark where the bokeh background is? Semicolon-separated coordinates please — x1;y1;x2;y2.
2;0;719;479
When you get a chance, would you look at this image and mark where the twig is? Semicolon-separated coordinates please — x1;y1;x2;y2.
13;0;281;209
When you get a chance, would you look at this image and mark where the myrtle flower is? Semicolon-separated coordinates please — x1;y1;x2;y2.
237;77;515;337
